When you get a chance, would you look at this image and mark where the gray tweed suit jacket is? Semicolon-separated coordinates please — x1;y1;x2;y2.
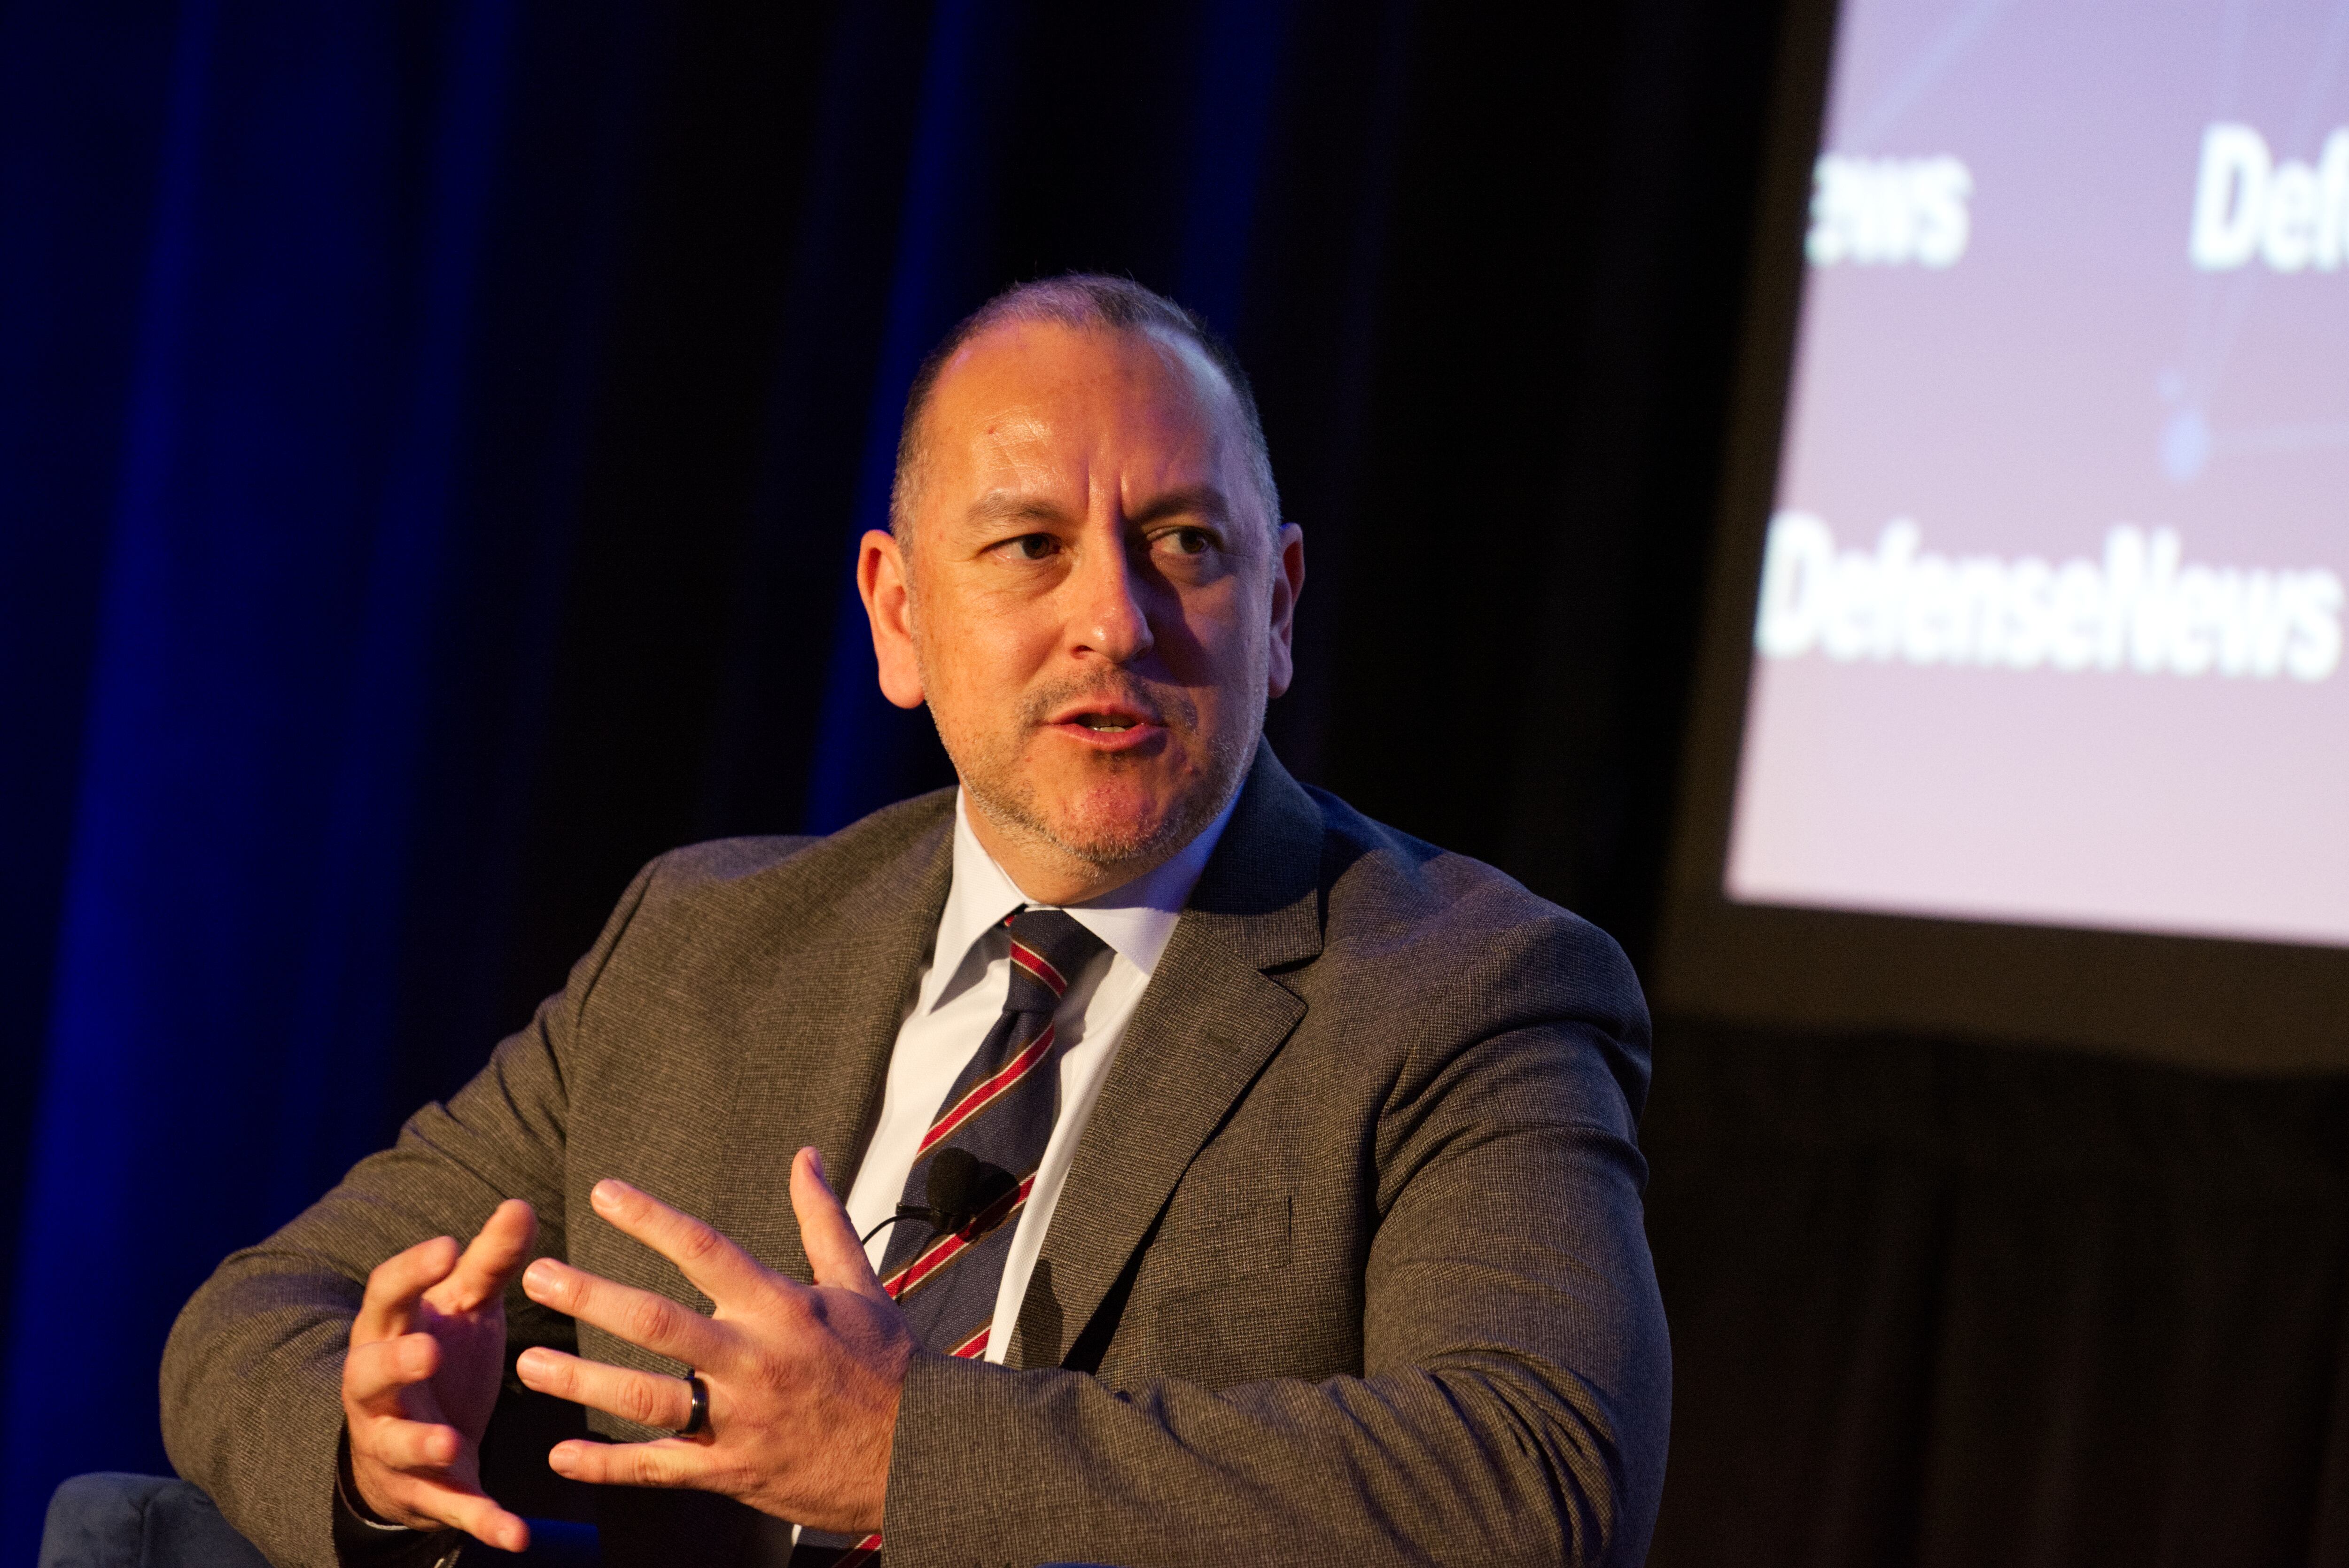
161;744;1670;1568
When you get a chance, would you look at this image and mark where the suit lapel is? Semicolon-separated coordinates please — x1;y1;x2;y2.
708;803;955;1285
1024;744;1324;1367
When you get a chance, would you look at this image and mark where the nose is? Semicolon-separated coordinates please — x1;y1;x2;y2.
1068;536;1154;666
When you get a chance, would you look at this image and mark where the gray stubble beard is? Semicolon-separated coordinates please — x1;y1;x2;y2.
932;664;1260;887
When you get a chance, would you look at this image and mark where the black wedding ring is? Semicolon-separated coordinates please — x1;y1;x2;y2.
677;1371;710;1438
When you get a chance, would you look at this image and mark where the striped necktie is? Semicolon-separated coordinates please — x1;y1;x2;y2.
791;905;1106;1567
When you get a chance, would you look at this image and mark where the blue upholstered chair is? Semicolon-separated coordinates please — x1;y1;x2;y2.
39;1474;1128;1567
39;1473;601;1568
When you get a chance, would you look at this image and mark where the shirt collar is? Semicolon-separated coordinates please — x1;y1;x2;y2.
933;783;1243;987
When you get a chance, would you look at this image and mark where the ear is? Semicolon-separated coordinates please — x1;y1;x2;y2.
858;528;927;709
1264;522;1306;699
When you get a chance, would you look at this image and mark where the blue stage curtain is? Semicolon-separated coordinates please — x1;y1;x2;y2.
0;1;555;1550
0;1;1320;1557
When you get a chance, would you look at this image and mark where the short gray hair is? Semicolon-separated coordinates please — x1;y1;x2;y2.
889;273;1282;541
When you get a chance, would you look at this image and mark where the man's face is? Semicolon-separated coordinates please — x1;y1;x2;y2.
858;320;1304;896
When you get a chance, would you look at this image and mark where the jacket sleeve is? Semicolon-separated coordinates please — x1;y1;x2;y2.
880;996;1672;1568
156;860;656;1568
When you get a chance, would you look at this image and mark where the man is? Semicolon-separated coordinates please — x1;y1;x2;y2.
162;275;1670;1567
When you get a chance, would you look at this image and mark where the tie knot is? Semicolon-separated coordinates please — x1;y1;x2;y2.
1003;906;1107;1015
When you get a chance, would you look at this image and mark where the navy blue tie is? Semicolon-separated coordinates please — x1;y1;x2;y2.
791;906;1106;1566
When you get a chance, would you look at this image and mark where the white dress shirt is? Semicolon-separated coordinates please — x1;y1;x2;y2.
841;787;1238;1365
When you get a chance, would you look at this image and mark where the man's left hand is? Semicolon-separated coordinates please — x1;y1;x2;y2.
514;1149;912;1534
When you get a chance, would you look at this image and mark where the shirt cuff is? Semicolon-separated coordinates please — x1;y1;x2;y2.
333;1429;466;1568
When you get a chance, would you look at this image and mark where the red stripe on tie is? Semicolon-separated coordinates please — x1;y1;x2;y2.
833;1533;883;1565
882;1172;1036;1300
949;1322;989;1359
917;1025;1053;1156
1008;939;1069;996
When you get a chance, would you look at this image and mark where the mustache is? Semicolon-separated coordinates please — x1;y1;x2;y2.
1020;671;1196;730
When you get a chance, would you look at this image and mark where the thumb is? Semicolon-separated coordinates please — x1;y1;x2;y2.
791;1148;887;1303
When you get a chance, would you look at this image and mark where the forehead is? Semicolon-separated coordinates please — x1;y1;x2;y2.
921;319;1243;488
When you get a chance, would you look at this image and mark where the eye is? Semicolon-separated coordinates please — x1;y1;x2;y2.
1154;527;1212;557
996;533;1058;561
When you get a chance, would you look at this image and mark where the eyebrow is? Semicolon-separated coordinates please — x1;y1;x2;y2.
1128;483;1232;527
959;483;1233;532
963;492;1072;528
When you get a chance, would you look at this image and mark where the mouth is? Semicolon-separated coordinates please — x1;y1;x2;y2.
1043;701;1167;750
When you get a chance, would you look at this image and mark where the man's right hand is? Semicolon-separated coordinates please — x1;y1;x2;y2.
341;1198;538;1554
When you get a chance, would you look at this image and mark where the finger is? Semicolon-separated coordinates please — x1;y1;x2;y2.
792;1147;887;1303
587;1180;770;1304
357;1413;465;1471
547;1436;711;1491
354;1236;461;1344
521;1258;728;1368
514;1347;697;1433
343;1333;441;1409
389;1476;531;1555
434;1198;538;1313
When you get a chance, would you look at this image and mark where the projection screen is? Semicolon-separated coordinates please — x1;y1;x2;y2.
1658;0;2349;1071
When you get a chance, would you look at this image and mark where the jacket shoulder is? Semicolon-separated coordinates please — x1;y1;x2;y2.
645;833;822;885
633;789;956;913
1298;783;1652;1117
1302;784;1621;957
565;790;956;1020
